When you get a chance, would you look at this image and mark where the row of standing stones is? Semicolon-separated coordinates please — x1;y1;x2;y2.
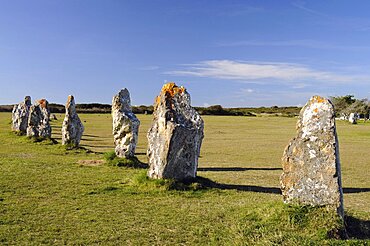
11;83;343;219
11;95;84;147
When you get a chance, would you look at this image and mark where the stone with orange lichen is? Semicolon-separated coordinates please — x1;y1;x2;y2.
11;96;32;134
26;99;52;138
147;82;204;180
112;88;140;158
62;95;84;147
280;95;343;218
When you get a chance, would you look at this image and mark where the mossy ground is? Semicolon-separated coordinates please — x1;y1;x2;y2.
0;112;369;245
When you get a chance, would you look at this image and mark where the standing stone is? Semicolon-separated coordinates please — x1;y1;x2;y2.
26;99;52;138
147;82;204;180
112;88;140;158
11;96;32;134
281;96;343;217
62;95;84;147
348;113;357;124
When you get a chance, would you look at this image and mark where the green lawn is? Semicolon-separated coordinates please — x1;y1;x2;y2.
0;112;369;245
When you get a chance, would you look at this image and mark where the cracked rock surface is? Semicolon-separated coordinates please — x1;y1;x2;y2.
112;88;140;158
147;83;204;180
26;99;52;138
62;95;84;147
281;96;343;217
11;96;31;134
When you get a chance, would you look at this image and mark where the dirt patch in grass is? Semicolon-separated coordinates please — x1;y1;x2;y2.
77;159;105;166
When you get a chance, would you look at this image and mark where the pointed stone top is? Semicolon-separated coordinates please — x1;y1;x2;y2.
112;88;132;112
37;99;49;109
66;95;76;114
154;82;188;108
298;95;335;135
24;96;31;106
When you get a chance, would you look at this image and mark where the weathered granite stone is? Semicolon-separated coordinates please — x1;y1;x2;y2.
281;96;343;217
147;83;204;180
348;113;357;124
11;96;31;134
62;95;84;147
26;99;52;138
112;88;140;158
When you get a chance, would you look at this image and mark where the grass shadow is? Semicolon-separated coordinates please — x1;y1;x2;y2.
198;167;282;172
343;188;370;194
345;215;370;239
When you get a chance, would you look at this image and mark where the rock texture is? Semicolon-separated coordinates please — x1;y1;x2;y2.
348;113;357;124
112;88;140;158
147;83;204;180
281;96;343;217
62;95;84;147
11;96;32;134
26;99;52;138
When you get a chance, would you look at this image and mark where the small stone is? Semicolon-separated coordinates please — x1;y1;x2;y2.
50;114;58;121
11;96;31;134
147;82;204;180
26;99;52;138
62;95;84;147
112;88;140;158
281;96;343;218
348;113;357;124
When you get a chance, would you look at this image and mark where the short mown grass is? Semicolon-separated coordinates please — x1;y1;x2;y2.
0;112;369;245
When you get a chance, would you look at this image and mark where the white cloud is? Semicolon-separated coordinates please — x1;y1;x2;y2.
165;60;369;84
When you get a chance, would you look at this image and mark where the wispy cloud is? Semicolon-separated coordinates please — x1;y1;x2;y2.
165;60;369;84
292;1;370;31
215;40;370;51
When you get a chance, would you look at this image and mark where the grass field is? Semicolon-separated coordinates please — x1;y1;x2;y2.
0;112;369;245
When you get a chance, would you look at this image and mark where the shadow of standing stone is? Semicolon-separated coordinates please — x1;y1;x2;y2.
280;96;344;218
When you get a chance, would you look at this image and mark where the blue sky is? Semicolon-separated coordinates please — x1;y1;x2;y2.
1;0;370;107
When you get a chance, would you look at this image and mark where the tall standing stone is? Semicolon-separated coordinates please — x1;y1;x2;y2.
348;113;357;124
281;96;343;217
26;99;52;138
147;82;204;180
62;95;84;147
112;88;140;158
11;96;32;134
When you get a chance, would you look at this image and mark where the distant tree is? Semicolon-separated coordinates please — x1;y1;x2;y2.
330;95;369;118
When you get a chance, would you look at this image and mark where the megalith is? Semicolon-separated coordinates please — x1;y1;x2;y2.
26;99;52;138
62;95;84;147
281;96;343;217
112;88;140;158
147;82;204;180
348;113;357;124
11;96;32;134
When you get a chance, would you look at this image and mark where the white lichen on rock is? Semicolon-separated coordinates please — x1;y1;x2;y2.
11;96;31;134
112;88;140;158
348;113;357;124
62;95;84;147
281;96;344;218
26;99;52;138
147;82;204;180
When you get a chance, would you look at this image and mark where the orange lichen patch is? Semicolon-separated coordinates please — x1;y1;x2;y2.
38;99;48;108
311;95;325;104
313;108;319;113
161;82;185;97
